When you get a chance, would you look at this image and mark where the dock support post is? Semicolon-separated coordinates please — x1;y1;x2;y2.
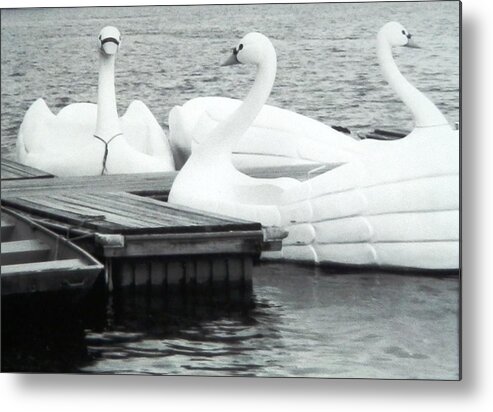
105;258;113;292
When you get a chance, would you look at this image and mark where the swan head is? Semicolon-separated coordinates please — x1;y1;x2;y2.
379;22;419;48
221;32;276;66
98;26;121;56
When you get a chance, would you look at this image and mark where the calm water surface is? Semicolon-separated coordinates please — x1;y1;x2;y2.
2;263;459;379
0;3;459;379
1;2;459;155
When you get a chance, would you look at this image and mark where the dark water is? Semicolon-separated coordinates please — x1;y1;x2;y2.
0;3;460;379
2;263;459;379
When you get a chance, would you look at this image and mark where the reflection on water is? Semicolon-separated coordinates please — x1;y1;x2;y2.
2;262;460;379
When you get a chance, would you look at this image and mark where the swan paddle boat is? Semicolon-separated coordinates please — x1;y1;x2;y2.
168;41;359;169
16;26;175;176
169;32;459;271
370;21;457;140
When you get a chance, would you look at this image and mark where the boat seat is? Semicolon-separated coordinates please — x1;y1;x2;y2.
1;258;85;276
1;217;16;241
1;239;51;265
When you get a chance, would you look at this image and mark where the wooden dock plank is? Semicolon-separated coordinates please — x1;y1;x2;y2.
48;193;156;228
2;192;262;235
102;230;263;258
0;171;175;198
33;195;121;222
2;196;117;231
0;163;337;200
71;192;204;227
92;193;261;231
4;193;176;233
1;158;54;181
100;192;258;226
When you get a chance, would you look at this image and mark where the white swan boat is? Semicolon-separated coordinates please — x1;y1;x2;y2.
168;42;359;169
16;26;175;176
169;31;459;271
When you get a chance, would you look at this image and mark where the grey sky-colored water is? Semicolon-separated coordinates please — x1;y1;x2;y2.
1;2;459;156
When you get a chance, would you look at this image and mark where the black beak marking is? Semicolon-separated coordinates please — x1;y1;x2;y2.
407;33;412;39
101;37;120;46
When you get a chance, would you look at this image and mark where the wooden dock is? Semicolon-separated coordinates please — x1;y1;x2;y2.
1;163;334;201
1;158;54;180
1;159;333;297
1;206;103;298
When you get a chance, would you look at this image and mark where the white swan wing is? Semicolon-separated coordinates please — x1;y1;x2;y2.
272;136;459;270
16;98;56;161
121;100;175;170
169;96;360;169
17;101;101;163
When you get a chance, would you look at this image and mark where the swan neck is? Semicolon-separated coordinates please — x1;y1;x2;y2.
205;53;276;154
377;34;449;128
95;53;121;140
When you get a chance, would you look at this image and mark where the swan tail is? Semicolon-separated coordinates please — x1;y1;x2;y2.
16;98;55;162
273;158;459;270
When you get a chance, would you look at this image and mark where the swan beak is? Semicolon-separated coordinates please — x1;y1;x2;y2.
101;38;120;55
405;38;421;49
221;52;240;66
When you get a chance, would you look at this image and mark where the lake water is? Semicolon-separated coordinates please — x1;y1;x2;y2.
2;262;459;379
1;2;459;155
0;2;460;379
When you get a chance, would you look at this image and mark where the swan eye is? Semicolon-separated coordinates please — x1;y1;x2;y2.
233;44;244;56
401;30;406;35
